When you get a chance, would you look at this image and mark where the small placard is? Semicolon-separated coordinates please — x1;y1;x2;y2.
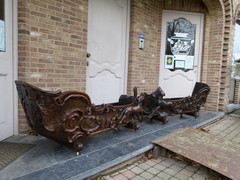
175;60;185;68
165;55;174;69
185;56;194;69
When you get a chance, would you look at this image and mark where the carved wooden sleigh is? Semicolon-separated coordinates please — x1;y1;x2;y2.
139;82;210;124
16;81;210;154
15;81;144;154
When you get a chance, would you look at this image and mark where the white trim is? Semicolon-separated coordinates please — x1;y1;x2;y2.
123;0;130;94
197;12;204;81
13;0;18;135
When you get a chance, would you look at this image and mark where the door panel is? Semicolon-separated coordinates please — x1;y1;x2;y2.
0;75;7;124
159;11;204;98
87;70;122;104
0;0;14;140
86;0;129;104
163;74;194;98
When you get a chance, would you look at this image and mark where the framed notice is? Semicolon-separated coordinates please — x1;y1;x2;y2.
175;60;185;68
165;17;196;71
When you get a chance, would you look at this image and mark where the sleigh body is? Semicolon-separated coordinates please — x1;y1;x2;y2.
15;81;143;154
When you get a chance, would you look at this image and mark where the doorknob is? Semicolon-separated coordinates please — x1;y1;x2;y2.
86;53;91;58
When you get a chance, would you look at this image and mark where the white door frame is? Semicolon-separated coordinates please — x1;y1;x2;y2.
123;0;130;94
0;0;18;139
13;0;18;135
159;10;204;96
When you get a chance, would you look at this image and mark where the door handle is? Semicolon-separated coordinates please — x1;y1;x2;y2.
86;53;91;58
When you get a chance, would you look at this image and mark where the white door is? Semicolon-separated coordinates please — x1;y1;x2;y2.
159;11;204;98
0;0;14;140
86;0;129;105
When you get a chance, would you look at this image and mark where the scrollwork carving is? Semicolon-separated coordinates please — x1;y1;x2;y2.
15;81;210;154
15;81;144;154
142;82;210;121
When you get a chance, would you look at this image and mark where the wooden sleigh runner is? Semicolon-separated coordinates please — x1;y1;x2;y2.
15;81;210;154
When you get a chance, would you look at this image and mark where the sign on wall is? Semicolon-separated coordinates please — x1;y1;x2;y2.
164;18;196;72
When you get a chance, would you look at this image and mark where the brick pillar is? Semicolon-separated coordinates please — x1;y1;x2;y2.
234;79;240;104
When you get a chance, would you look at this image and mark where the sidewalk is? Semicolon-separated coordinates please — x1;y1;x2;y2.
99;115;240;180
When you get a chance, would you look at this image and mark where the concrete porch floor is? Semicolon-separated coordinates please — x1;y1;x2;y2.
0;111;224;180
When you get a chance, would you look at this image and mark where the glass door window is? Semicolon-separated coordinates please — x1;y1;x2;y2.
0;0;5;52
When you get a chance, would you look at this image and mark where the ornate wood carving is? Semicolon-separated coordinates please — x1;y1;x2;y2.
15;81;144;154
16;81;210;154
141;82;210;123
141;87;175;124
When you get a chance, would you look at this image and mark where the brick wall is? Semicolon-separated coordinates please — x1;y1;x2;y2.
127;0;162;95
18;0;88;133
201;0;224;111
234;79;240;103
218;0;234;112
197;0;235;112
202;0;234;112
200;14;210;84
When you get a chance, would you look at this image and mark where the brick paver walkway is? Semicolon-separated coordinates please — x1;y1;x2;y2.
99;115;240;180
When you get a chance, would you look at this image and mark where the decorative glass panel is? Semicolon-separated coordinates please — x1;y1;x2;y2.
164;17;196;72
0;0;5;52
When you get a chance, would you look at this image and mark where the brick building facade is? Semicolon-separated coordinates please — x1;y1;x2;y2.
15;0;240;133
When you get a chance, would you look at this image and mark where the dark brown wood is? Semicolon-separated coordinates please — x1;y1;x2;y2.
166;82;211;117
15;81;144;154
15;81;210;154
142;82;210;122
141;87;175;124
